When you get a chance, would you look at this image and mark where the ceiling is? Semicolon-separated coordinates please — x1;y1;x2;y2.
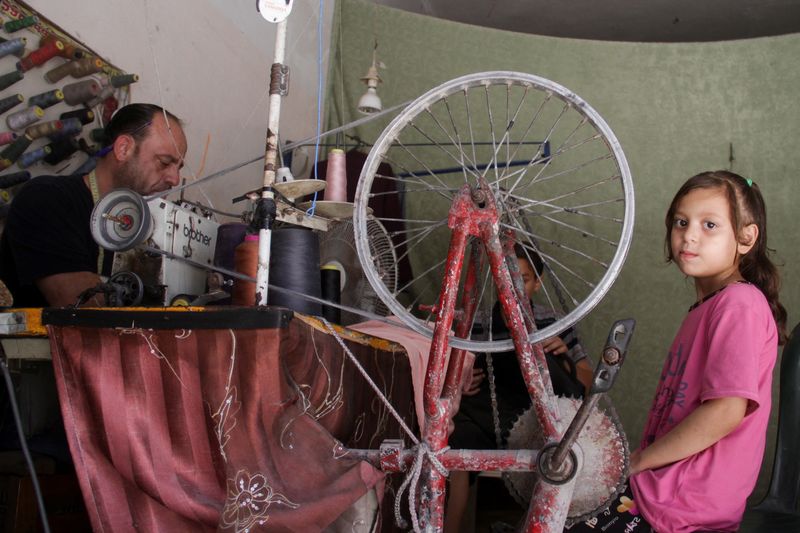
375;0;800;42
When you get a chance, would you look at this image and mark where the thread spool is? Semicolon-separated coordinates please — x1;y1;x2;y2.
109;73;139;88
43;136;78;165
77;137;92;151
0;132;17;146
320;265;342;324
59;108;94;125
213;222;248;302
323;148;347;202
102;95;119;124
86;85;114;108
231;234;259;306
28;89;64;110
40;34;82;60
4;15;38;33
45;57;101;83
17;39;64;71
48;117;82;139
17;145;51;168
214;222;248;270
61;79;101;105
0;38;26;59
43;63;70;83
0;70;24;91
90;127;108;144
267;227;322;315
70;57;104;78
6;106;43;131
0;134;33;165
0;170;30;189
0;94;23;116
25;120;62;140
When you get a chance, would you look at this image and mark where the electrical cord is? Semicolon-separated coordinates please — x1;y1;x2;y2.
0;346;52;533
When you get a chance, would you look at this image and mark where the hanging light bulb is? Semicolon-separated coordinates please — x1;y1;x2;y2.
357;46;382;115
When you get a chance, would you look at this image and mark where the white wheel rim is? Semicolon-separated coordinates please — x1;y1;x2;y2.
354;72;634;352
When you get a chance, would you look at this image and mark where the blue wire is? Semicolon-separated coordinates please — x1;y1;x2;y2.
307;0;325;217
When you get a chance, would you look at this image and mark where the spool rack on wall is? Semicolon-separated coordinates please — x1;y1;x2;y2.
0;0;139;219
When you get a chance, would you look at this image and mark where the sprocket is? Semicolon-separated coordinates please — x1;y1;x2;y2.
503;396;629;525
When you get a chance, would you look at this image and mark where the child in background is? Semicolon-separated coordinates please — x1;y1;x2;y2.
568;170;786;533
445;244;593;533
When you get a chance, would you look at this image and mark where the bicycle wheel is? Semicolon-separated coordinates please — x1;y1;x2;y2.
354;72;634;352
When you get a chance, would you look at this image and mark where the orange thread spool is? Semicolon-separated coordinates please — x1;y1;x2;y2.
231;234;259;306
40;34;83;60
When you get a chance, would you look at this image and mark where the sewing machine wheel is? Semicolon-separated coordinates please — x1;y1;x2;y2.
353;71;634;352
108;271;144;307
90;188;152;252
504;397;629;525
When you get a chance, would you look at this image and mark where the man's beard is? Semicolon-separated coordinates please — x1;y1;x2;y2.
114;154;147;194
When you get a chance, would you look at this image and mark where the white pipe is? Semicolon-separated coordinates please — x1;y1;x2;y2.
256;18;288;306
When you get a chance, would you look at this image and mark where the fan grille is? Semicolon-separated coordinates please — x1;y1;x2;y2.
319;218;397;325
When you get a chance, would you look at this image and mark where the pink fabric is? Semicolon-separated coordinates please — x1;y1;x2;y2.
631;283;778;533
350;317;474;432
47;317;415;532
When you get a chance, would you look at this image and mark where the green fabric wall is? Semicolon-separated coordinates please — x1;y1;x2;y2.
327;0;800;498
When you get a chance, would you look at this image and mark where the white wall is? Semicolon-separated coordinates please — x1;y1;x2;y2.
26;0;334;213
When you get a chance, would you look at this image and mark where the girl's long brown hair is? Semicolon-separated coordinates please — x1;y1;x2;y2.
664;170;787;344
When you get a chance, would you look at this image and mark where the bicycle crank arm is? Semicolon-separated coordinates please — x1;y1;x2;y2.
538;318;635;483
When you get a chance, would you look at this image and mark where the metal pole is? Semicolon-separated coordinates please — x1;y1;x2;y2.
255;19;288;306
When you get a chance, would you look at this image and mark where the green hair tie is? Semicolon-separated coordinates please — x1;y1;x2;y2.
745;178;753;187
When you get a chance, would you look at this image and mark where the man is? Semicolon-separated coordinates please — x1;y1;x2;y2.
0;103;187;307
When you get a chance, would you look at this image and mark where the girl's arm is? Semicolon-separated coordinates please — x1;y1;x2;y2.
629;396;748;475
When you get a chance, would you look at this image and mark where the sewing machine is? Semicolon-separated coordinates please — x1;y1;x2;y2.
105;196;220;305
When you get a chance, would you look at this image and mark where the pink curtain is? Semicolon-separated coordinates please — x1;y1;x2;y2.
47;312;416;532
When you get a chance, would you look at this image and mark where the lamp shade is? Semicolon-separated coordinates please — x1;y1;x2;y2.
358;87;382;114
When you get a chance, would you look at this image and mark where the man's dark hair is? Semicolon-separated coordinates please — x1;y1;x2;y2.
103;103;182;147
513;242;544;277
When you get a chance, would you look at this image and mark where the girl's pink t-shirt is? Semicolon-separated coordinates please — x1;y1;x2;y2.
631;283;778;533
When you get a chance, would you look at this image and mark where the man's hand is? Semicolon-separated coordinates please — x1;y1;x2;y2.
540;336;568;356
540;336;593;395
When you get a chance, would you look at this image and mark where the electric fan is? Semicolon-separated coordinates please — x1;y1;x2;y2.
318;218;398;326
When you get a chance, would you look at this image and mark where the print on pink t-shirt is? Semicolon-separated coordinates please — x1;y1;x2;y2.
631;283;777;533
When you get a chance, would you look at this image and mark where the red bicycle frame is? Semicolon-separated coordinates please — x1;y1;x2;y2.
350;178;579;532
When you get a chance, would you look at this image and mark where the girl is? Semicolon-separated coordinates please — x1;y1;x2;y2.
569;170;786;532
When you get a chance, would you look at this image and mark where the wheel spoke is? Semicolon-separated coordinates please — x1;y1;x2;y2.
353;72;634;352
